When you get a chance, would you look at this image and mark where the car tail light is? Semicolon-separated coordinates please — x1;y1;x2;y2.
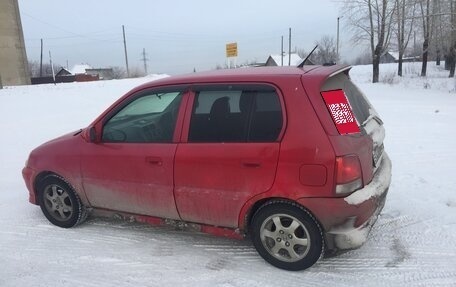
335;155;362;194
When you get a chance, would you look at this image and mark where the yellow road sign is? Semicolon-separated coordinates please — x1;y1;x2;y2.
226;42;238;57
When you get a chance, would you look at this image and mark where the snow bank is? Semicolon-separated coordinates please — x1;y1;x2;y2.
1;65;455;286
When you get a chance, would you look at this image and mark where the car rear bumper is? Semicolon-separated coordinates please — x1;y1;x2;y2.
297;152;392;253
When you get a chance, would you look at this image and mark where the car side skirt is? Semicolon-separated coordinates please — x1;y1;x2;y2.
91;208;244;240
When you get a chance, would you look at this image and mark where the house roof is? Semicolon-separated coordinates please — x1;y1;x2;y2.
55;68;72;76
70;64;92;75
267;53;303;66
385;51;419;61
387;51;399;60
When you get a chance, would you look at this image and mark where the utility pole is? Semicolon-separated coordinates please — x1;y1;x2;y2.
40;38;43;77
337;17;342;59
49;51;55;84
288;28;292;66
141;48;149;75
281;36;284;66
122;25;130;77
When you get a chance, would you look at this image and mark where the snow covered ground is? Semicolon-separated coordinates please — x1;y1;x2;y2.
1;63;455;286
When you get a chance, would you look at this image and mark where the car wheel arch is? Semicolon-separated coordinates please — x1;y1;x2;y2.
34;171;90;207
35;173;89;228
241;197;325;236
34;171;55;200
248;199;326;270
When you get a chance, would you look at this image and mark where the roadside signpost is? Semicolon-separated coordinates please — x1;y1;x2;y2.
226;42;237;68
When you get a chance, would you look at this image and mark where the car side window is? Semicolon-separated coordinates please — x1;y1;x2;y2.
102;91;183;143
249;90;283;142
188;85;283;143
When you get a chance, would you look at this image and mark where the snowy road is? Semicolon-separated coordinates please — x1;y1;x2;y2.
2;205;455;286
1;64;455;286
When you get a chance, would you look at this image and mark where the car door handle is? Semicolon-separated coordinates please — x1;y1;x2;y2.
242;161;261;168
146;156;162;166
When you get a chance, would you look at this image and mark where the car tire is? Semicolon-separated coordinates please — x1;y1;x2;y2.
37;174;87;228
251;200;324;271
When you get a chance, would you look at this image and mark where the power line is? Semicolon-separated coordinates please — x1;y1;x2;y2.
22;11;121;43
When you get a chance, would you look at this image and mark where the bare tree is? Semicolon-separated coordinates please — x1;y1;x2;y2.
297;36;339;65
419;0;432;76
111;66;127;79
449;0;456;77
433;0;444;66
28;60;61;77
395;0;416;76
343;0;396;83
315;36;339;64
297;48;307;60
353;50;373;65
129;66;146;78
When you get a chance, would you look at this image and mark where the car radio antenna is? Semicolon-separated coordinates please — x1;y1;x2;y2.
298;45;318;68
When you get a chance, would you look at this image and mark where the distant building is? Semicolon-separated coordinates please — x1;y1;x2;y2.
0;0;30;86
380;52;397;63
55;68;72;77
31;65;99;85
86;68;114;80
31;63;114;84
70;64;92;75
241;62;266;68
265;53;306;67
68;64;100;82
381;51;420;63
70;64;114;80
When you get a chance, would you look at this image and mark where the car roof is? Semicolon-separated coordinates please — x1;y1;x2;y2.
133;65;351;90
89;64;352;128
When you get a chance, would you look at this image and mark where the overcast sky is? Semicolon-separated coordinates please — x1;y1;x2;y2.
18;0;355;75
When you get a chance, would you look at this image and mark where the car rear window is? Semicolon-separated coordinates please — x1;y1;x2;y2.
321;72;372;126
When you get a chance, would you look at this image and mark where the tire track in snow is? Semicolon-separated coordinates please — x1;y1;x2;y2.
2;206;455;287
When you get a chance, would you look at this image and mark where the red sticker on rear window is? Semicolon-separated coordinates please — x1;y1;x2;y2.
321;90;360;135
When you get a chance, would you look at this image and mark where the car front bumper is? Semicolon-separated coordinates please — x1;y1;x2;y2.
22;166;38;205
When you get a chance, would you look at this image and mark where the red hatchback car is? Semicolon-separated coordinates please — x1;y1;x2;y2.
23;65;391;270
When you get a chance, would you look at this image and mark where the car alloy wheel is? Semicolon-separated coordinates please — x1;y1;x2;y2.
43;183;74;222
260;213;311;262
38;174;87;228
251;201;323;271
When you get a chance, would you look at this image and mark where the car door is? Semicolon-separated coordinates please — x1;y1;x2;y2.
80;88;188;219
174;84;284;228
